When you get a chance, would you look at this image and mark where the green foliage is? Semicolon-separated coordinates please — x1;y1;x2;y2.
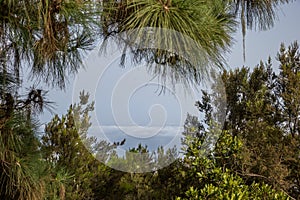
0;81;57;200
177;122;290;200
174;42;300;200
108;144;155;173
220;56;298;195
0;113;45;200
41;91;116;199
276;42;300;137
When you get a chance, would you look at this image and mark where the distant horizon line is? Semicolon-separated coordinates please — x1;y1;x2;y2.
89;125;184;129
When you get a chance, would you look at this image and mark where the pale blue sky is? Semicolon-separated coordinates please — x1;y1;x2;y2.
39;1;300;132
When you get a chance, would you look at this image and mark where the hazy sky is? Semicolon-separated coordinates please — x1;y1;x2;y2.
39;1;300;131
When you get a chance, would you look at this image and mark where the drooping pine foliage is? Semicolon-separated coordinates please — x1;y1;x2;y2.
0;0;98;88
100;0;236;86
0;0;292;88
